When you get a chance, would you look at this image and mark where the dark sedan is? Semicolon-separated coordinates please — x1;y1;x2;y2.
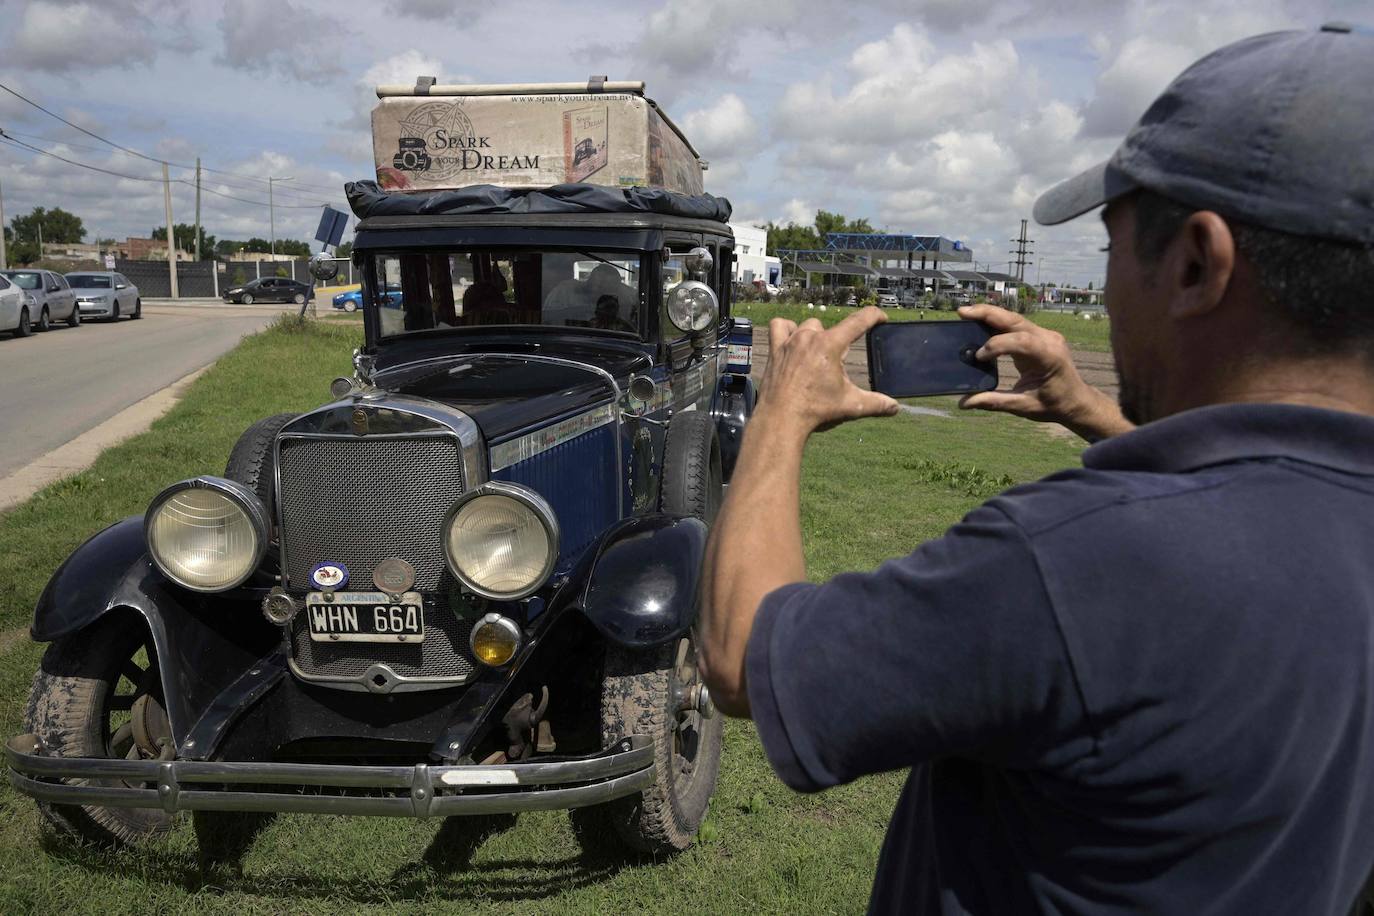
222;277;314;305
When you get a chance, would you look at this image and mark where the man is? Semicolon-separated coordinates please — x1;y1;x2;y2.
700;24;1374;914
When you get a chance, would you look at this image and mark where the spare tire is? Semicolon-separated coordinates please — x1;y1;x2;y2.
224;412;296;522
659;411;723;524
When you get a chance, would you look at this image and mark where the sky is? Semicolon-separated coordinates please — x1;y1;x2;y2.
0;0;1366;286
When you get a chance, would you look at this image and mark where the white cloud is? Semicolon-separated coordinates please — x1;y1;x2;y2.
391;0;480;18
218;0;352;85
2;0;194;72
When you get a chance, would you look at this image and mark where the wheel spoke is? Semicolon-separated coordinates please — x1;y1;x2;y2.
109;721;134;756
120;659;144;685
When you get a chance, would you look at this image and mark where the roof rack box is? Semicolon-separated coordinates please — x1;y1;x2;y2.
371;78;706;196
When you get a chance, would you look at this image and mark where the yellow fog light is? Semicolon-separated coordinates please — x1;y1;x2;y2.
470;613;521;666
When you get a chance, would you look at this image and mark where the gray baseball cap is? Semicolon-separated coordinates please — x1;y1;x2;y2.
1034;23;1374;244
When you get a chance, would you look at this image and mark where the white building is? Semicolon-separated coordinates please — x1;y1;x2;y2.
729;223;781;287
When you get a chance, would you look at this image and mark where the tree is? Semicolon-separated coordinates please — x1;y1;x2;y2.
151;223;217;258
215;239;246;258
335;240;353;258
276;239;312;257
12;206;85;248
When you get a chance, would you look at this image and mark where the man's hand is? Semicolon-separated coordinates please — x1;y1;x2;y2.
957;304;1134;442
759;306;900;435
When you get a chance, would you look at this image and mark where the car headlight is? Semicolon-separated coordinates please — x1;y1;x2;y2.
145;477;269;592
470;613;522;666
443;483;559;600
666;280;719;332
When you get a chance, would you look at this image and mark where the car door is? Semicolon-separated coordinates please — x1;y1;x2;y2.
0;275;17;332
114;274;134;311
52;273;75;318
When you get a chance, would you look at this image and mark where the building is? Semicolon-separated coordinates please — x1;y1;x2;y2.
728;223;781;287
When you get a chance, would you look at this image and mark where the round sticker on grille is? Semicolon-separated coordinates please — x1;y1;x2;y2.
311;562;349;590
373;558;417;594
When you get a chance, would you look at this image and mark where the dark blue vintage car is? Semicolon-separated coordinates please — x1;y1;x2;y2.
8;181;756;862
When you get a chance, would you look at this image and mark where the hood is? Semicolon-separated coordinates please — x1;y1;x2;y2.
376;342;647;443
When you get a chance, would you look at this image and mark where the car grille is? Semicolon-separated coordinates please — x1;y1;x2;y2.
288;598;477;684
277;434;465;592
277;433;470;690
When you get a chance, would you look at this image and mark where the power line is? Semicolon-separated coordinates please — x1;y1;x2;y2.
0;80;345;195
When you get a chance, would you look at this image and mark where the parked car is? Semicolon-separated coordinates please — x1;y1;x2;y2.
65;271;142;321
332;284;402;312
0;269;79;331
0;273;30;337
223;277;313;305
9;182;754;860
877;291;898;308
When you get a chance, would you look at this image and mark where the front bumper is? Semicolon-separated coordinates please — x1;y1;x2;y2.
6;732;652;818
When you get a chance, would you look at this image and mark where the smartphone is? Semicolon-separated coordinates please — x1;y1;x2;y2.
866;320;998;398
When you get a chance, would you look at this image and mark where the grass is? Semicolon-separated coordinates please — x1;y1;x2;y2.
733;300;1112;352
0;316;1087;914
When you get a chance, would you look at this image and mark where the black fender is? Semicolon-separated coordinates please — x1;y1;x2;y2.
32;517;282;751
711;373;756;481
576;513;708;648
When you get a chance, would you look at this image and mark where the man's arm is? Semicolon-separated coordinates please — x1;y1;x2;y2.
699;309;899;716
956;304;1135;442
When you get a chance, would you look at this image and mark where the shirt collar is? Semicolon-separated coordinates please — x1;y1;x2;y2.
1083;403;1374;475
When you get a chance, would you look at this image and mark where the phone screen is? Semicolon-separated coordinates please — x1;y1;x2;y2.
866;320;998;398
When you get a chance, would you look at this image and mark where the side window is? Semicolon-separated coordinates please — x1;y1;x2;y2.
0;276;9;290
56;275;69;289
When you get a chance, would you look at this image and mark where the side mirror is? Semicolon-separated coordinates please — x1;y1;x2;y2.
309;252;341;281
683;247;714;280
115;283;127;290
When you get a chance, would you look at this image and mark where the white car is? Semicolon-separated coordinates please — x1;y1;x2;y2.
66;271;142;321
0;269;79;332
877;291;898;307
0;273;31;337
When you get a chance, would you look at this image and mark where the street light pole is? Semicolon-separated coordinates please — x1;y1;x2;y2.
268;176;294;257
0;176;7;269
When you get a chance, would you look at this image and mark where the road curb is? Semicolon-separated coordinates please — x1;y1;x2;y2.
0;364;211;514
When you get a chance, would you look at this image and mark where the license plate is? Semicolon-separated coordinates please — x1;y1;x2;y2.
306;591;424;643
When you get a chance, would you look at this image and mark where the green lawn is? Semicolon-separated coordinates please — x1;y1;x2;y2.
733;300;1112;352
0;317;1087;914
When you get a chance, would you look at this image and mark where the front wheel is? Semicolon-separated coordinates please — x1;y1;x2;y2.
343;300;357;313
23;613;177;846
15;307;32;337
68;305;81;327
132;298;142;320
292;293;305;305
241;294;253;305
571;635;722;854
37;306;51;332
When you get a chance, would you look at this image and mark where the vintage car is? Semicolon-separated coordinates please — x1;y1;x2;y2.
8;180;756;859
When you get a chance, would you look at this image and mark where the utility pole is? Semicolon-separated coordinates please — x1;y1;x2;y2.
194;157;202;262
268;176;293;257
1009;218;1035;282
0;176;6;269
37;220;43;259
162;162;179;299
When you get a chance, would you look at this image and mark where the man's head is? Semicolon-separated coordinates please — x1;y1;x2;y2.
1035;24;1374;425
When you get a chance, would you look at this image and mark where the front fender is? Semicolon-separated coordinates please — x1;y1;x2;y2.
712;373;756;482
32;517;281;749
577;514;708;648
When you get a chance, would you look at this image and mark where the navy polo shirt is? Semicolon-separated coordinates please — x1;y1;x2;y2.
747;403;1374;914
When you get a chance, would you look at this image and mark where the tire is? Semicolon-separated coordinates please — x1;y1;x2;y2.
573;635;723;854
37;306;51;332
225;412;297;522
132;298;142;320
68;306;81;328
241;294;253;305
292;293;305;305
22;612;177;846
343;300;357;313
15;307;32;337
660;410;724;524
111;303;120;322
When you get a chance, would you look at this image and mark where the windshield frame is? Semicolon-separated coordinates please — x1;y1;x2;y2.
362;245;651;347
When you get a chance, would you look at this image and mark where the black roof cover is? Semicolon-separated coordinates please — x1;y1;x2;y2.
347;181;732;223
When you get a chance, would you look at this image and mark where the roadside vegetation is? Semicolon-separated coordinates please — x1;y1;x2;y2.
0;315;1086;914
732;298;1112;352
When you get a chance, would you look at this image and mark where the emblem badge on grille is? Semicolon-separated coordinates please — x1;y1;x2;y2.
311;562;349;590
373;558;417;594
351;408;369;435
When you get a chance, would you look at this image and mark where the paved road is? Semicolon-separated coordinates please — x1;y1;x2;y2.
0;303;282;473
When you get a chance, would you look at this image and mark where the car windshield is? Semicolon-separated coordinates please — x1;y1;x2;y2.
3;271;42;290
66;274;112;288
371;248;644;339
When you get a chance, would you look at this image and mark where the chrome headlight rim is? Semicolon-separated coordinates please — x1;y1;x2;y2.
443;482;560;601
469;612;523;667
144;476;269;593
666;279;719;333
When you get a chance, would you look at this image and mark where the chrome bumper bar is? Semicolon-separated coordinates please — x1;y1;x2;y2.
6;733;653;818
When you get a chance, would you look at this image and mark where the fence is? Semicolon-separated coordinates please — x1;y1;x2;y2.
107;258;357;299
